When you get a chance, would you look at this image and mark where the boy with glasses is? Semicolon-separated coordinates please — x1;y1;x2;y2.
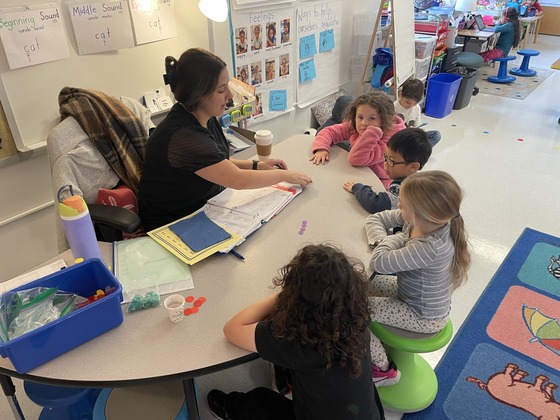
343;128;432;214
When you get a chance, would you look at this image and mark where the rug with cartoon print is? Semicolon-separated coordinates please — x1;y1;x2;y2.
405;227;560;420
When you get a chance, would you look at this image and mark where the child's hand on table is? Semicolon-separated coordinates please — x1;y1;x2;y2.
343;181;357;192
310;150;329;165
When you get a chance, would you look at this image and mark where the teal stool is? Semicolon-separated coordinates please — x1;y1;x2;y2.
510;49;540;77
488;56;517;83
456;52;484;70
370;320;453;413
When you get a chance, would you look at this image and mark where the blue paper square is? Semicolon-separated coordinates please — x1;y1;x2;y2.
269;90;287;111
299;34;317;59
169;212;231;252
319;30;335;52
299;59;316;83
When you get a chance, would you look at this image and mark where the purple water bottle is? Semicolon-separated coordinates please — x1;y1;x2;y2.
58;185;101;261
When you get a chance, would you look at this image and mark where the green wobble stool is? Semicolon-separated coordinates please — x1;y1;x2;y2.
369;320;453;413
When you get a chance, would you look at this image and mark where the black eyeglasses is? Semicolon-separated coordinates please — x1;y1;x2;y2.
383;153;411;168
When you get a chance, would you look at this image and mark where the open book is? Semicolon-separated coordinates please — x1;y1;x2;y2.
202;182;302;252
148;182;303;263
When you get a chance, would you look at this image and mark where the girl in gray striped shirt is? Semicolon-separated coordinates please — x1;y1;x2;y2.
365;171;471;386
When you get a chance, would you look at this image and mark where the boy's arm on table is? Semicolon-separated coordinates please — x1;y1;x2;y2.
352;183;392;214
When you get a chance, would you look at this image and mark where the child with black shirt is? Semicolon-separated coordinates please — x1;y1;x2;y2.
207;244;385;420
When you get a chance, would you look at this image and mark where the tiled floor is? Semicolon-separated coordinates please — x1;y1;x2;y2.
2;34;559;420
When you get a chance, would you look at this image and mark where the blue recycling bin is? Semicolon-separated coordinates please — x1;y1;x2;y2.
425;73;462;118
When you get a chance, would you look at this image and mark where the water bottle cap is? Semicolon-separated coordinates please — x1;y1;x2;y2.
63;195;87;213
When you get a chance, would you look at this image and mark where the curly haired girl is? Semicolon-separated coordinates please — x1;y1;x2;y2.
207;244;384;420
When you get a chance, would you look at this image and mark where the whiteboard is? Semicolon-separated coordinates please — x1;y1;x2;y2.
0;0;208;151
391;0;415;89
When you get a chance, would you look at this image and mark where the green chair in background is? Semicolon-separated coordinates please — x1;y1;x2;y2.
369;320;453;413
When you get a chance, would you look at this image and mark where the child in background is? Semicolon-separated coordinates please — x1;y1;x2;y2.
207;244;385;420
343;128;432;214
394;78;441;147
491;7;521;58
365;170;470;386
521;0;543;15
311;92;406;189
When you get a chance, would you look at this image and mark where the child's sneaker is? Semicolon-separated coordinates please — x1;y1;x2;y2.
372;361;401;387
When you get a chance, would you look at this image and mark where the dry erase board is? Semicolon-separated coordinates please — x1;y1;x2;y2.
392;0;415;88
0;0;207;151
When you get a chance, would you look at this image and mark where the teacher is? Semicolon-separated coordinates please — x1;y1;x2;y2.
138;48;311;231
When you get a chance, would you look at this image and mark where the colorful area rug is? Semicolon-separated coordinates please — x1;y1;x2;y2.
405;228;560;420
477;67;553;100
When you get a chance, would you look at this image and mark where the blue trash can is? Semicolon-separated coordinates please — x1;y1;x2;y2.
424;73;462;118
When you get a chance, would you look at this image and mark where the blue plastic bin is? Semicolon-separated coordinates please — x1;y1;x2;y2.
425;73;463;118
0;259;123;374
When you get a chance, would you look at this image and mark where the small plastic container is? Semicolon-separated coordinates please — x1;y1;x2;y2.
414;35;437;59
0;259;123;374
415;57;432;80
424;73;462;118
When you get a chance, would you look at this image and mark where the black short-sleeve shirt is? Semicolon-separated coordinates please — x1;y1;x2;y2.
255;321;384;420
138;103;230;230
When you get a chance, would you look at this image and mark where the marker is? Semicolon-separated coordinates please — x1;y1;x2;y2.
230;249;245;260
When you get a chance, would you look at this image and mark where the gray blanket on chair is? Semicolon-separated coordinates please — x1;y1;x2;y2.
58;86;148;194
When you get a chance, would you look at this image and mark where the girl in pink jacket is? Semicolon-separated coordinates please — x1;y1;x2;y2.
311;92;406;189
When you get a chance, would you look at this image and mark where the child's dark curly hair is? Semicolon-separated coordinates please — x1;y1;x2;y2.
343;92;395;135
270;244;370;378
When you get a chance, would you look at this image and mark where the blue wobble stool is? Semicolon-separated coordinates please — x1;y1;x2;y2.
510;49;540;77
24;381;100;420
370;320;453;413
488;56;517;83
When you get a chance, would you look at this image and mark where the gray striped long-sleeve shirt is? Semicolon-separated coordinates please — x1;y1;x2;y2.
365;209;454;319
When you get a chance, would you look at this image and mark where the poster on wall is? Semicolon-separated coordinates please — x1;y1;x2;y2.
296;1;341;107
67;0;135;55
0;3;70;70
127;0;176;45
231;7;295;125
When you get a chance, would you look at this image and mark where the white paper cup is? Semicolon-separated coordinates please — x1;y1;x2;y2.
163;294;185;322
255;129;273;161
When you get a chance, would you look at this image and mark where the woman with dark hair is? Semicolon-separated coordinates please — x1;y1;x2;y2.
207;243;385;420
138;48;311;230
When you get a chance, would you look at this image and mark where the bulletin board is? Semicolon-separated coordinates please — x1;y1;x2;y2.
229;0;342;123
231;7;296;124
0;0;207;151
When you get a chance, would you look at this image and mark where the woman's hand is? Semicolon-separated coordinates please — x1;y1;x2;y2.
284;171;312;186
259;159;288;170
310;150;329;165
